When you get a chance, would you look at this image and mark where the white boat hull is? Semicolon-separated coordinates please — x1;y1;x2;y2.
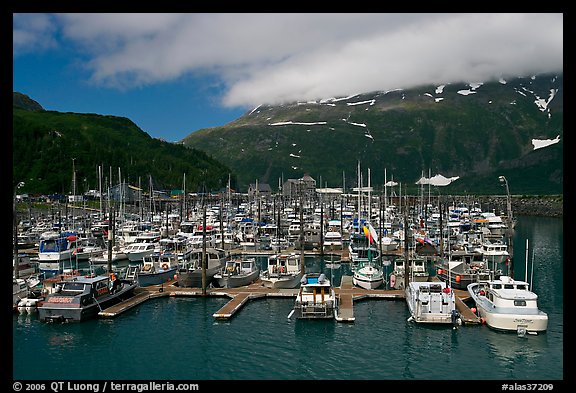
352;264;384;290
261;272;303;289
468;280;548;334
476;307;548;333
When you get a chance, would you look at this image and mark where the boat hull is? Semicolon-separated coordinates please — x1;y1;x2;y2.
405;282;459;325
352;274;383;290
177;267;220;288
213;270;260;288
352;265;384;290
261;272;303;289
37;281;136;323
467;281;548;334
137;268;177;287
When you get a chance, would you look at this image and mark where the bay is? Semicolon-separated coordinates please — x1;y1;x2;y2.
12;216;563;384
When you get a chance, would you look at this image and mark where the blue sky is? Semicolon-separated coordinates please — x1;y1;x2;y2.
13;13;563;143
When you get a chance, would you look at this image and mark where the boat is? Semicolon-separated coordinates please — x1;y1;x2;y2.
137;252;179;287
405;281;461;326
71;236;106;261
123;231;161;262
176;247;227;288
212;257;260;288
379;234;400;252
467;275;548;335
37;272;137;322
389;257;429;289
290;273;338;319
260;253;304;289
13;253;38;279
323;220;343;250
435;259;494;290
13;277;31;308
479;238;510;265
16;275;43;314
90;244;128;265
352;260;384;290
37;230;78;277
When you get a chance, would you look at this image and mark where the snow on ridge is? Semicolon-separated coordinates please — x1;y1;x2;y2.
457;89;476;96
347;99;375;106
532;135;560;150
435;85;446;94
344;120;366;128
269;121;327;126
534;89;558;112
320;94;360;104
249;104;262;115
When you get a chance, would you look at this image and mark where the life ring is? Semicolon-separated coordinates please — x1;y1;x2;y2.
280;266;285;273
161;263;169;270
227;266;235;273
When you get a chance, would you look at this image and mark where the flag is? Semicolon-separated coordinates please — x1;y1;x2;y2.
368;222;379;244
363;225;372;244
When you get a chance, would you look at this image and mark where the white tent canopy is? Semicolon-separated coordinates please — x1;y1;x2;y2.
415;174;460;186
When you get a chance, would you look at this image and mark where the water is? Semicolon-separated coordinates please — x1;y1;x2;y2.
12;216;563;384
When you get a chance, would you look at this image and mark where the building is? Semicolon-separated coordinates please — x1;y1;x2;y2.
282;174;316;199
247;182;272;199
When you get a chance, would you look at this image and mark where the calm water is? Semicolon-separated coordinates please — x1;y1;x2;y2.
12;216;563;384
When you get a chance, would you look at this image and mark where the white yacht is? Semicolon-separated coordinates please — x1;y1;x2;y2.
467;275;548;335
406;281;461;326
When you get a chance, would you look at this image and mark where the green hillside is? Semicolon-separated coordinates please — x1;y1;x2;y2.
182;74;563;195
13;103;236;195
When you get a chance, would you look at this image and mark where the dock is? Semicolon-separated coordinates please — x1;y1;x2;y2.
94;248;481;324
97;275;411;323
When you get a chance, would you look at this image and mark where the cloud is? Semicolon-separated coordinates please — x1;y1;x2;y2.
14;13;563;108
13;13;59;53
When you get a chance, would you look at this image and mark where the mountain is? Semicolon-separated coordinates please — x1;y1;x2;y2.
13;92;44;112
13;94;236;195
181;74;563;195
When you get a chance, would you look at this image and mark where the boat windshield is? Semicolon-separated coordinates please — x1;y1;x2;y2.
59;282;87;295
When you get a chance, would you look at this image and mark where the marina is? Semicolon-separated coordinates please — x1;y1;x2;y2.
12;188;563;382
13;216;563;382
94;264;480;325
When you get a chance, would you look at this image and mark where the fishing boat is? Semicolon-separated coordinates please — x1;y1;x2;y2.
260;253;303;289
435;259;494;290
212;257;260;288
16;275;43;314
137;252;179;287
72;236;106;261
389;257;429;289
124;231;160;262
405;281;461;326
13;253;38;279
479;238;510;265
90;244;128;265
37;230;78;277
176;247;227;288
290;273;338;319
13;277;31;309
37;273;137;322
467;275;548;335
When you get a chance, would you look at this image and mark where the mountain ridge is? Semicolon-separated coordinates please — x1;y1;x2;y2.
181;74;563;195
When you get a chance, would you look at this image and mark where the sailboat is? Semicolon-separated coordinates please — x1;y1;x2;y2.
352;224;384;290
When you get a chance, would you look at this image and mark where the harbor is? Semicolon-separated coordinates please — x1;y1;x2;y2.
13;216;563;381
97;274;480;324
